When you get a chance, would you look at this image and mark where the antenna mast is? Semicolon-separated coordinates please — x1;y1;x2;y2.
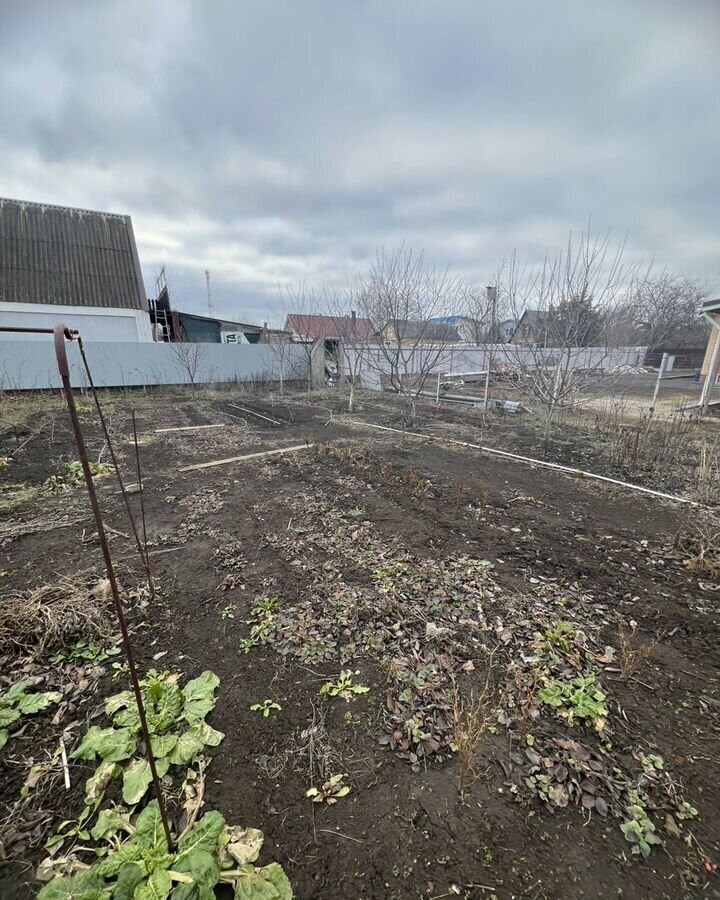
205;270;214;315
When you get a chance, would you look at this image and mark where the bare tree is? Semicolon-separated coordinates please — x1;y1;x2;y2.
501;229;642;446
358;247;462;425
321;283;372;413
171;341;207;397
279;283;324;394
263;326;293;396
611;273;708;349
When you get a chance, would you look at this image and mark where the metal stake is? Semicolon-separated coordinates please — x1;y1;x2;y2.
75;337;155;597
131;410;150;570
53;325;172;849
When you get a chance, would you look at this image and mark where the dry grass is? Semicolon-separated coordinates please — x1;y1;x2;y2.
675;522;720;580
617;624;656;682
0;575;115;660
450;654;497;799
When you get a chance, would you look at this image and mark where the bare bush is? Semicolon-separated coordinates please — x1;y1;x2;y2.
676;522;720;579
450;653;497;799
171;342;207;397
0;576;115;660
617;624;656;682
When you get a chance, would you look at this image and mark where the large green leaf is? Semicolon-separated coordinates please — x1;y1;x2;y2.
151;733;179;759
85;759;122;803
37;869;111;900
113;704;141;733
134;869;172;900
122;757;170;805
0;729;8;751
233;864;293;900
182;672;219;702
182;673;219;725
167;730;204;766
16;690;62;715
171;848;219;900
0;707;20;728
72;726;137;763
133;800;169;851
2;681;28;703
96;841;145;879
175;811;225;863
170;885;215;900
114;862;145;900
105;691;135;717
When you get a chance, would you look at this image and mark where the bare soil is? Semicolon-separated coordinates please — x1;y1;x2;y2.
1;388;718;900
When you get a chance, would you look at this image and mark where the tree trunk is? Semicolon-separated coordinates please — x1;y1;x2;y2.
543;400;556;448
348;378;355;413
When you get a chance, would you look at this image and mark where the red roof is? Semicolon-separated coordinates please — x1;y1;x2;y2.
285;313;375;341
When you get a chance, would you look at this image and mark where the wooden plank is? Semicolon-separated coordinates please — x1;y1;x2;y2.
228;403;284;426
178;443;313;472
154;424;226;433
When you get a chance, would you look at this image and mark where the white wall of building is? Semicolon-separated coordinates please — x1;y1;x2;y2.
0;302;153;342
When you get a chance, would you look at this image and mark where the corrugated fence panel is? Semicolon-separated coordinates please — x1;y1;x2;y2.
0;340;308;390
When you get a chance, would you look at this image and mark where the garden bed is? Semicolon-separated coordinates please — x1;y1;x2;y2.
0;389;718;899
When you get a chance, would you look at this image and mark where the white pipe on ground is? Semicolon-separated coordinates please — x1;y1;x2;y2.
346;420;698;506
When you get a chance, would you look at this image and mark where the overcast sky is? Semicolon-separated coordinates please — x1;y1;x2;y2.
1;0;718;324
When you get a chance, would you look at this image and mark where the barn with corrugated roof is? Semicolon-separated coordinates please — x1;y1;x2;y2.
0;197;152;341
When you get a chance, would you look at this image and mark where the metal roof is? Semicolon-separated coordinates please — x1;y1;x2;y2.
0;197;146;310
286;313;376;341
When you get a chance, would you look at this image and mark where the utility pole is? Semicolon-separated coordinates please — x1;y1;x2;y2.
483;285;497;412
205;270;214;316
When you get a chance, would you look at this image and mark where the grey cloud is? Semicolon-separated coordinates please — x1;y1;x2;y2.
1;0;718;324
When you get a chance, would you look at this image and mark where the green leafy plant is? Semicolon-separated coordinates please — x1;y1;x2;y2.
539;674;607;731
677;801;699;821
240;600;279;653
43;460;112;495
0;681;62;752
221;606;235;620
39;799;292;900
640;753;664;773
70;670;223;817
51;640;121;666
250;700;281;718
319;671;369;701
306;773;351;804
251;595;278;616
541;621;576;653
621;799;663;858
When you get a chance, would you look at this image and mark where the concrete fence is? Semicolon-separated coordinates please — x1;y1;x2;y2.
0;339;308;391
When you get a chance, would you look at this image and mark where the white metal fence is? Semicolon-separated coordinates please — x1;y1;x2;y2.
344;343;648;390
0;339;308;391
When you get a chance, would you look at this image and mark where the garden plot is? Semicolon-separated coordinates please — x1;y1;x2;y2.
0;390;718;900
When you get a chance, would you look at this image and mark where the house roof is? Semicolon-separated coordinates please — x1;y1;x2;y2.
286;313;375;340
431;315;469;326
0;197;146;311
702;298;720;314
390;319;461;341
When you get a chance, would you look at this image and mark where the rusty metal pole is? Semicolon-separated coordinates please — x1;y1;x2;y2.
131;410;150;572
75;337;155;596
53;325;172;848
